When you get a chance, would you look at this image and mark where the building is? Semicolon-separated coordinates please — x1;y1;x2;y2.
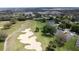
55;29;75;41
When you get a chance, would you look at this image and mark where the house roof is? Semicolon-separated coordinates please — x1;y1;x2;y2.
55;29;75;41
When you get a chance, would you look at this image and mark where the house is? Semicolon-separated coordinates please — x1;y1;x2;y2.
55;29;75;41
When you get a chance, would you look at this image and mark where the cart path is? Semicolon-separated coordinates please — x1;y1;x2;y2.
3;24;25;51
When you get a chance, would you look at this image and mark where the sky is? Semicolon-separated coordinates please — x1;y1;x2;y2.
0;0;78;7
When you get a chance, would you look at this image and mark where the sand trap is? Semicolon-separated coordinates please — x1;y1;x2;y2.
21;28;31;33
19;36;36;44
17;28;42;51
24;43;42;51
17;33;34;40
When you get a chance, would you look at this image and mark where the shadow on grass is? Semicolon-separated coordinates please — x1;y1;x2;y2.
0;40;5;42
41;33;53;38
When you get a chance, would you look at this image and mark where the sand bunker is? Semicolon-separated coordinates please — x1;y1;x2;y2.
21;28;31;33
17;28;42;51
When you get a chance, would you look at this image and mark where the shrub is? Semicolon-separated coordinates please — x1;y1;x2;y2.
3;22;12;29
42;25;56;36
0;32;8;42
40;19;46;23
10;18;16;24
17;14;26;21
17;16;26;21
35;27;39;32
71;24;79;34
35;18;46;23
59;20;72;29
46;41;56;51
55;38;64;47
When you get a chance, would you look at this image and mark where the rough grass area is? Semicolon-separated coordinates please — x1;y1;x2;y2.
0;42;4;50
0;21;9;50
0;21;25;51
0;21;9;27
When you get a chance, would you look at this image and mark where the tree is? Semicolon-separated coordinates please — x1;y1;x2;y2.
54;18;60;24
0;32;7;42
34;13;41;18
55;38;65;47
17;14;26;21
0;16;12;21
71;24;79;34
42;25;56;36
35;27;39;32
3;22;12;29
58;23;66;29
48;17;53;20
40;19;46;23
46;41;56;51
58;20;71;29
10;18;16;24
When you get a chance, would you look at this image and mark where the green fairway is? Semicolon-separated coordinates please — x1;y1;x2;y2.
0;42;4;50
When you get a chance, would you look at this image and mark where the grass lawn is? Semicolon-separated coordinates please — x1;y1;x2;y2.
0;42;4;50
5;20;54;51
